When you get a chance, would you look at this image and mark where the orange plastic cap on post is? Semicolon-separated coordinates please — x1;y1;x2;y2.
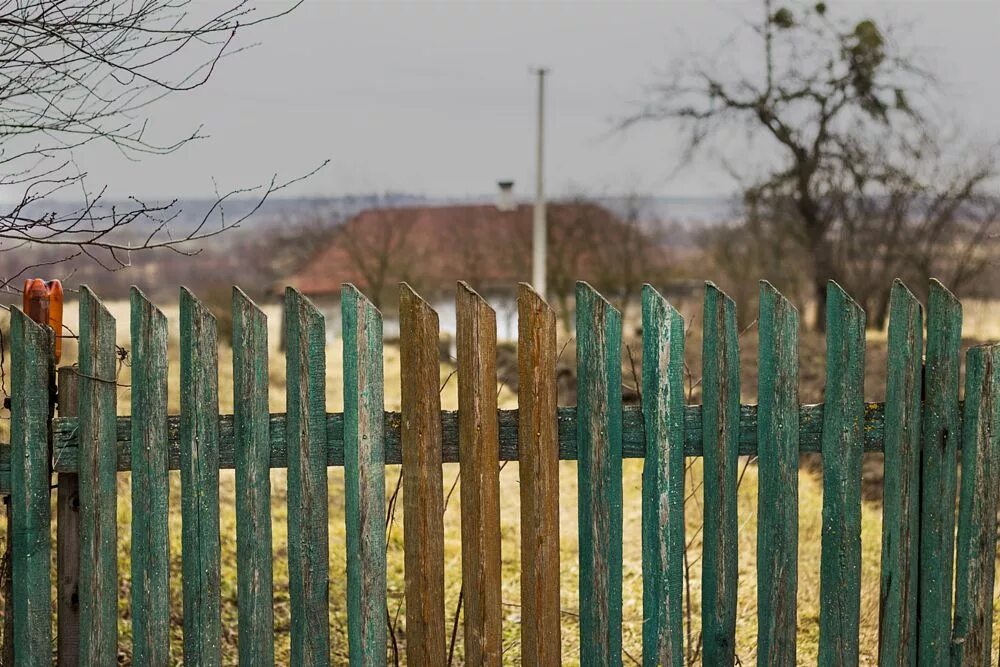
22;279;64;362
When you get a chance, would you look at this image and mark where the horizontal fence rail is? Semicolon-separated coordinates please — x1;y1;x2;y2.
3;278;1000;667
41;401;903;469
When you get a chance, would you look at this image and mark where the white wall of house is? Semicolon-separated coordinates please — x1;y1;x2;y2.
312;294;519;345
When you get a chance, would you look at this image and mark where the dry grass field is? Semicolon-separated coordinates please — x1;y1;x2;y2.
4;294;1000;665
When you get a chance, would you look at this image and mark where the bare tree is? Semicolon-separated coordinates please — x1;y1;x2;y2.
626;0;998;328
0;0;323;290
335;207;421;310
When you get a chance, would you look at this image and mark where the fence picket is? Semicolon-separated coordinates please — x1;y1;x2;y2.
701;282;739;665
576;281;623;667
130;288;170;666
640;284;685;667
286;288;331;666
917;279;962;664
456;282;503;665
516;283;561;667
951;344;1000;666
878;280;923;667
78;286;119;664
756;281;799;667
179;287;222;666
818;281;865;667
233;288;274;666
399;283;446;666
10;309;52;665
342;284;388;666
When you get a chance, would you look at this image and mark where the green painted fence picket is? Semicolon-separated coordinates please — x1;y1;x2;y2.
5;277;1000;666
9;309;52;666
878;281;923;667
701;282;740;665
756;281;799;667
129;288;170;666
818;282;866;667
286;287;331;666
576;282;624;667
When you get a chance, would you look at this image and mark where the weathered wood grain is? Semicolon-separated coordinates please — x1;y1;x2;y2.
701;282;739;665
576;282;623;667
179;287;222;666
130;287;171;666
77;286;118;665
10;308;53;666
818;281;865;667
456;282;503;666
56;366;80;667
399;284;446;667
640;285;685;667
917;280;962;665
755;281;799;667
286;288;330;666
877;280;922;667
950;344;1000;667
517;284;561;667
232;287;274;666
342;284;388;666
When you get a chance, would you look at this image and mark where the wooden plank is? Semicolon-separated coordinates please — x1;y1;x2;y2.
51;400;915;471
129;288;171;665
755;281;799;667
951;344;1000;666
286;288;331;666
818;281;865;667
399;283;446;666
56;366;81;667
701;282;739;665
517;283;561;667
640;284;685;667
877;280;923;667
77;286;118;665
232;287;274;666
342;284;388;666
575;281;623;667
456;282;503;666
179;287;222;666
917;279;962;665
9;308;53;665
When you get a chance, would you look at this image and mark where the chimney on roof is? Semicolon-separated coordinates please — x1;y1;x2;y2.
496;180;516;212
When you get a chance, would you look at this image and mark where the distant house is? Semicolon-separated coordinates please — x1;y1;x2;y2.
283;191;668;341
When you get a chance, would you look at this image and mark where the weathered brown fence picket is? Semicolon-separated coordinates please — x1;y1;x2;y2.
4;277;1000;665
517;283;561;667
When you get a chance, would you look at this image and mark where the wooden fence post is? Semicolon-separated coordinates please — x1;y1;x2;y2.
517;284;561;667
399;284;446;667
10;308;55;665
756;282;800;667
701;282;740;665
576;282;623;667
641;285;686;667
817;282;866;667
456;282;502;666
56;366;80;667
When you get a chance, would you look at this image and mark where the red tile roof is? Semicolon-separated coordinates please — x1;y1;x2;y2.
284;201;662;303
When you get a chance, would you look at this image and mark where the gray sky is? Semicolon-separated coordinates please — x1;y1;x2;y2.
76;1;1000;200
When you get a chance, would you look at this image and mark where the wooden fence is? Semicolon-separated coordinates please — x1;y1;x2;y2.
2;278;999;666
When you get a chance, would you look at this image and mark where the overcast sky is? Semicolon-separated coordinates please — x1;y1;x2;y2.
75;1;1000;200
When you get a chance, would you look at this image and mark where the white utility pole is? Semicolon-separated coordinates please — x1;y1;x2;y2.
532;67;548;300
